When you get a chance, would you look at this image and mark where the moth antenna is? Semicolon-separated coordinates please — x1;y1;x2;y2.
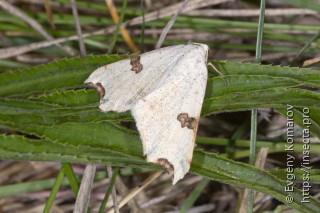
208;62;224;76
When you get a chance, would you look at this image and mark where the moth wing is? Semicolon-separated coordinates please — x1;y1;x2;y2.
131;46;208;184
84;45;191;113
85;43;208;184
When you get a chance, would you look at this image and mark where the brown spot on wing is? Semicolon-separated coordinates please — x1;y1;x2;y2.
86;82;105;100
155;158;174;174
130;56;143;74
177;113;197;130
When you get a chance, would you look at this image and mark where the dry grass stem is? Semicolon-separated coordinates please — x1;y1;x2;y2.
184;8;318;17
70;0;86;56
74;164;96;213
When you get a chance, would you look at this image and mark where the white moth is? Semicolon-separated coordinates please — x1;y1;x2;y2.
85;43;208;184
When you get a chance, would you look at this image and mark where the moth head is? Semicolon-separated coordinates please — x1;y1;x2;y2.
191;43;209;61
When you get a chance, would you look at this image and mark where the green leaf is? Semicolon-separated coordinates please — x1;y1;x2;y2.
4;122;144;158
29;89;99;107
205;75;301;98
210;60;320;88
62;163;80;197
0;107;131;125
0;135;147;168
203;87;320;114
44;169;65;213
0;55;124;96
